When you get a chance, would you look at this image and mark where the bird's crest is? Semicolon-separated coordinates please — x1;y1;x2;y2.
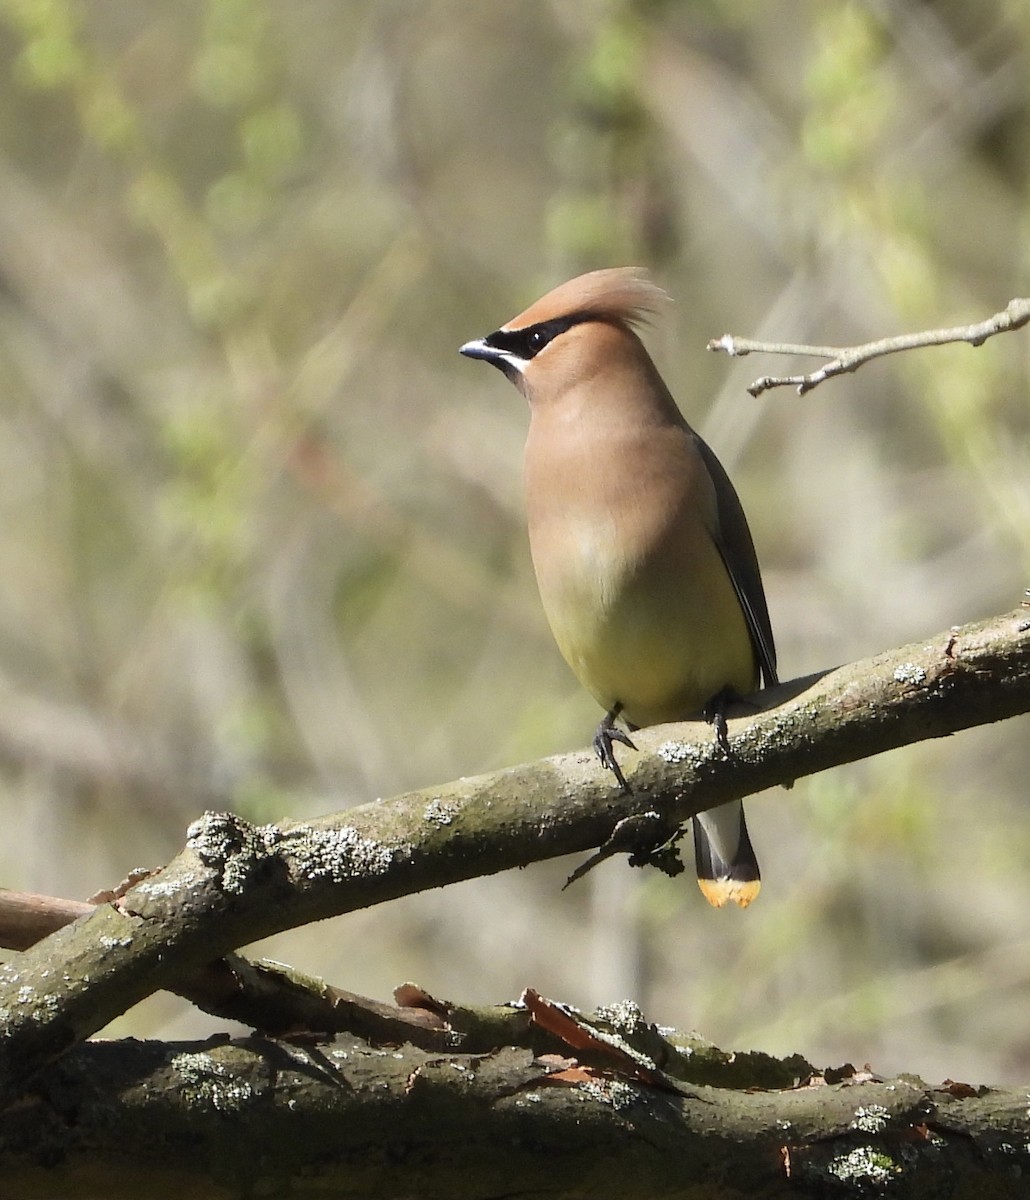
504;267;669;333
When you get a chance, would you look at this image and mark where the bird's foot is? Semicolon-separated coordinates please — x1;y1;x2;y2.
703;686;746;756
593;706;637;793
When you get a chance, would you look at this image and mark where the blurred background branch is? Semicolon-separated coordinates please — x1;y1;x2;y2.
0;0;1026;1083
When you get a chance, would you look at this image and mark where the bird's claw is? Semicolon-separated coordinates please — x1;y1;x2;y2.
703;687;739;756
592;708;637;793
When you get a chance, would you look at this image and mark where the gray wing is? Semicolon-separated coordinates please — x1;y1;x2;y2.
693;434;778;688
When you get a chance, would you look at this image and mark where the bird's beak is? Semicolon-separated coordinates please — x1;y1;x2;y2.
459;336;524;384
458;337;495;361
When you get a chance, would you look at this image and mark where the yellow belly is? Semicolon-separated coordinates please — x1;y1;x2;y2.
537;518;757;726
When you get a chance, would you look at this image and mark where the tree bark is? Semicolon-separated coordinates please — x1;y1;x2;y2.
3;1030;1028;1199
0;606;1028;1196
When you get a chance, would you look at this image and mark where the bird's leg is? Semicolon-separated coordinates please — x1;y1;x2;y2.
704;685;791;789
702;686;743;756
592;704;638;793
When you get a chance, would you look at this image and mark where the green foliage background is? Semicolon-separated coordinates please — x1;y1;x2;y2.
0;0;1028;1082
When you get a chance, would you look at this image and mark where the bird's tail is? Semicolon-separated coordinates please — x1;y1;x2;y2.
692;802;761;908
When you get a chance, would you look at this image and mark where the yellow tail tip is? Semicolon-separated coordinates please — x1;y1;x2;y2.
697;878;761;909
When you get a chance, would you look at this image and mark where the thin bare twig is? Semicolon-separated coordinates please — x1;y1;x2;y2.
707;297;1030;395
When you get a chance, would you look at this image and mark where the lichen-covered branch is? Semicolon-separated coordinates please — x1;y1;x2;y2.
707;297;1030;395
0;607;1027;1105
0;883;816;1076
0;887;454;1044
3;1028;1028;1199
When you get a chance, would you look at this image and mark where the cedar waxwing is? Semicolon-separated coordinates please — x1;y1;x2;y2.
459;268;777;907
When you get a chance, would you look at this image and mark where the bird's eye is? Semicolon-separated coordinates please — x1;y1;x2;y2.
527;328;550;354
